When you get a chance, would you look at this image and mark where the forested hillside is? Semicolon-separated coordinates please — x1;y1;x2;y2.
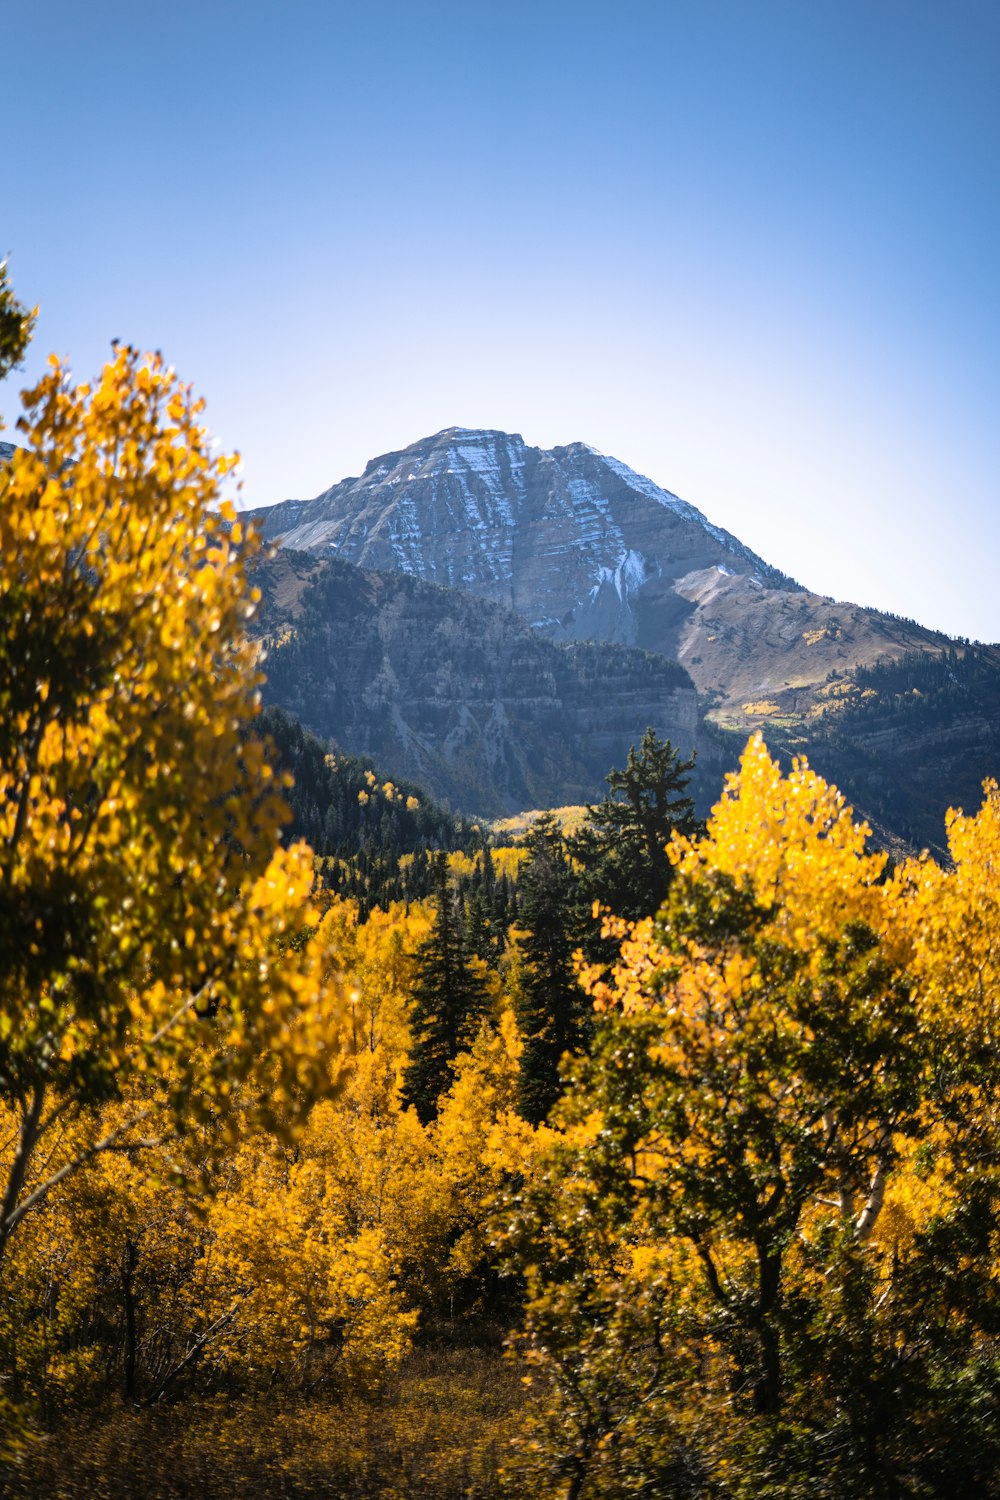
774;644;1000;856
252;548;711;817
255;706;488;911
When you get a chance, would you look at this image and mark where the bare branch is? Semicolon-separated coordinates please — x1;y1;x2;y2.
146;1292;249;1405
2;1108;163;1239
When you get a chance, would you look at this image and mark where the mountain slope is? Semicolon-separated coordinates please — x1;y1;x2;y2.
770;646;1000;858
251;550;712;818
249;427;957;723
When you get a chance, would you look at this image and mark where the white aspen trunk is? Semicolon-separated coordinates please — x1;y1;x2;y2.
855;1125;892;1241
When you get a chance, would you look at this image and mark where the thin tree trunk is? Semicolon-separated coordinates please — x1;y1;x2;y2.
0;1082;45;1274
565;1470;587;1500
122;1237;139;1402
856;1131;892;1241
753;1246;783;1417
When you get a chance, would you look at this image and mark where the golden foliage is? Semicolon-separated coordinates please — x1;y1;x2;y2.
0;347;347;1262
740;699;782;715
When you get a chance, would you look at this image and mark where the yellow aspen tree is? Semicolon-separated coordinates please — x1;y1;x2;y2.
0;1088;204;1408
0;347;346;1268
580;740;918;1406
315;897;431;1066
197;1123;419;1394
431;1007;533;1305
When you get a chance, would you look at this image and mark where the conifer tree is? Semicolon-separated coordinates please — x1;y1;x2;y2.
515;815;590;1125
465;890;497;968
572;727;697;922
402;853;489;1123
493;872;513;933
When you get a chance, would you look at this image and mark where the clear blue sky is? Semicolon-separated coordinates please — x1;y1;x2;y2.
3;1;998;640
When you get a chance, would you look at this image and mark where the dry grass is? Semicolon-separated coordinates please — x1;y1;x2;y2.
4;1348;523;1500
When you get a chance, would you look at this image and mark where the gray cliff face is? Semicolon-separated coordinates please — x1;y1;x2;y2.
250;428;956;723
253;551;713;819
252;426;789;638
253;428;785;613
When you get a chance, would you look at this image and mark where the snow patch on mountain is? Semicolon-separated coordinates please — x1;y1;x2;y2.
447;441;520;530
589;549;647;604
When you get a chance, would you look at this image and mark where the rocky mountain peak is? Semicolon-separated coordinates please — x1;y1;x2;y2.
358;426;528;481
251;427;791;640
250;428;961;727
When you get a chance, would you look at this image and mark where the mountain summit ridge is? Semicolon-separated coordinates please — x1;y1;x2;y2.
252;427;792;616
250;427;957;725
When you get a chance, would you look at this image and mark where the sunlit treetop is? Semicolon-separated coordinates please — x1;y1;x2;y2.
670;732;890;947
899;779;1000;1046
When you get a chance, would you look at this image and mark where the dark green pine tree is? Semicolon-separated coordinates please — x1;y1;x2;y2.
493;872;512;933
572;727;697;923
402;852;490;1124
465;890;497;968
515;815;591;1126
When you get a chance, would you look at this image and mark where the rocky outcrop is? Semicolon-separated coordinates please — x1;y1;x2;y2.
252;552;712;818
662;566;952;727
249;427;957;724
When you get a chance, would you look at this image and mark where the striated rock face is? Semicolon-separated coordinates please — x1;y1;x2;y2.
252;551;713;818
250;428;787;623
250;428;956;723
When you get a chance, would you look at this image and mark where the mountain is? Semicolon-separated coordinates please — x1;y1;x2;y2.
250;550;712;819
250;428;956;725
248;427;1000;852
8;421;997;850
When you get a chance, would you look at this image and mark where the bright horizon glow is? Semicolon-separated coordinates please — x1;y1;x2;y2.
2;0;998;641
